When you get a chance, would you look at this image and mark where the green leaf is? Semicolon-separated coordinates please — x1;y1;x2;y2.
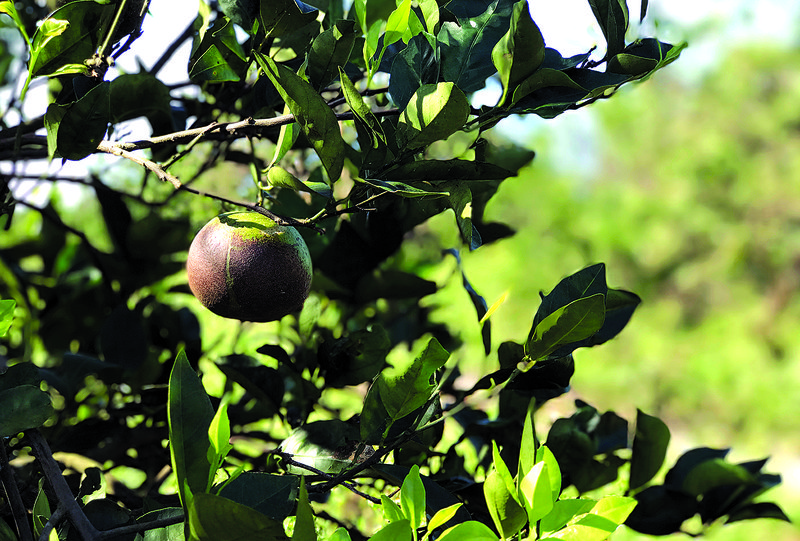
542;495;637;541
437;520;500;541
0;299;14;336
381;494;405;523
530;264;608;334
369;519;413;541
518;400;537;478
218;472;299;521
255;52;345;181
401;465;426;531
168;350;215;509
526;293;606;361
427;503;463;532
382;159;514;183
437;0;515;93
189;18;247;82
726;502;791;524
308;20;357;90
682;459;753;497
629;409;670;491
32;480;51;538
109;73;174;135
539;499;596;534
0;385;54;437
0;1;30;46
518;461;554;524
293;481;317;541
397;82;470;151
484;442;526;538
44;81;110;161
188;492;286;541
207;400;233;491
384;0;414;47
388;34;437;111
492;0;545;107
219;0;257;30
356;177;449;199
607;39;683;77
137;507;185;541
267;166;333;198
258;0;318;40
536;445;562;503
326;527;352;541
361;337;449;442
587;0;629;59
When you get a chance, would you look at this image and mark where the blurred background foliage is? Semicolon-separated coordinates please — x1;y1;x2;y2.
2;1;799;540
412;33;800;541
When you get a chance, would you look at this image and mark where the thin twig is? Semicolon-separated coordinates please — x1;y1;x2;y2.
96;512;185;540
0;442;34;541
272;451;381;505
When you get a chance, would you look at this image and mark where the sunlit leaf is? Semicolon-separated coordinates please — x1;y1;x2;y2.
168;350;214;509
256;52;345;182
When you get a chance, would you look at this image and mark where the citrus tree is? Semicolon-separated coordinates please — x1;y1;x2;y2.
0;0;790;540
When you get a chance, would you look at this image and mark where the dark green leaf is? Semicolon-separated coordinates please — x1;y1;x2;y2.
256;53;345;181
44;81;110;160
137;508;185;541
382;159;514;183
388;33;438;110
530;263;608;340
630;409;670;491
188;492;286;541
664;448;730;489
587;0;629;58
109;73;174;134
682;459;753;497
0;385;54;437
625;486;697;535
339;67;389;170
492;0;545;106
437;0;515;93
219;473;299;522
726;502;791;524
219;0;258;30
308;19;357;90
361;337;449;442
318;326;391;387
189;18;247;82
168;350;215;508
0;362;41;391
258;0;318;40
83;498;133;532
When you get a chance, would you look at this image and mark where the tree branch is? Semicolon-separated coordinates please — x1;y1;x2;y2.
28;431;101;541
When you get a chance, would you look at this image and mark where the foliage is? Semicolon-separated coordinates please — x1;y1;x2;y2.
0;1;790;541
